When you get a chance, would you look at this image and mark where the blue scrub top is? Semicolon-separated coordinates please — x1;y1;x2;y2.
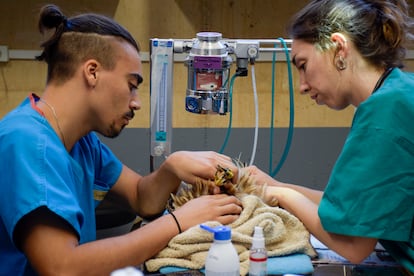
319;68;414;273
0;94;123;275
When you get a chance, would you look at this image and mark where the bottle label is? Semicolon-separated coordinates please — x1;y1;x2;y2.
205;269;240;276
249;256;267;276
248;262;266;276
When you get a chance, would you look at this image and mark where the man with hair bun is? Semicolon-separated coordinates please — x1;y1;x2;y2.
0;4;242;275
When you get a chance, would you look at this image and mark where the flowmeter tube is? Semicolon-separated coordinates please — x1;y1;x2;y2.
150;39;174;157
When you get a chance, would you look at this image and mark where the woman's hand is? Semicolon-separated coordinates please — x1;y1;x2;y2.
245;165;284;187
246;165;323;205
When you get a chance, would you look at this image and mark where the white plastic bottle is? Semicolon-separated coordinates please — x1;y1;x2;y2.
110;267;143;276
200;224;240;276
248;226;267;276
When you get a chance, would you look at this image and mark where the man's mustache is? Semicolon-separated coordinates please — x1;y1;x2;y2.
125;110;135;120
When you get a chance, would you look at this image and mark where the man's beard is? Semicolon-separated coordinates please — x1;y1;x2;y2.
103;110;134;138
103;122;124;138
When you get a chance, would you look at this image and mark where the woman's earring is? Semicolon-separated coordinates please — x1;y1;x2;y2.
336;56;347;70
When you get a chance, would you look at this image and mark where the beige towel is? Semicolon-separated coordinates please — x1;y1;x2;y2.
145;195;317;275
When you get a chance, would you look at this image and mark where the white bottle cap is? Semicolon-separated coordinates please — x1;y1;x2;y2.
252;226;265;249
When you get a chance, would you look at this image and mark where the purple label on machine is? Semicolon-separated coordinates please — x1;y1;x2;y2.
194;56;222;70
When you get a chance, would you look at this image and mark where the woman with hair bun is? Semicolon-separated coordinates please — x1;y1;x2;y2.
249;0;414;274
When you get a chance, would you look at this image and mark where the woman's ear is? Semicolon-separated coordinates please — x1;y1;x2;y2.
331;32;349;56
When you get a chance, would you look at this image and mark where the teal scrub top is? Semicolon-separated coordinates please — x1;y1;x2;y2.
0;94;123;275
319;68;414;273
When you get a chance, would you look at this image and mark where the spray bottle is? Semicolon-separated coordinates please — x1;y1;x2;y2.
249;226;267;276
200;224;239;276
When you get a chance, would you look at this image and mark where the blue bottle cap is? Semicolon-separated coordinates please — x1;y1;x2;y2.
200;224;231;240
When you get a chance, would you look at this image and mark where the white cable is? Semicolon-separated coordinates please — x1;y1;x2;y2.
249;65;259;166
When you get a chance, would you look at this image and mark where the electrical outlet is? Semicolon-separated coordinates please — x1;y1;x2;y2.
0;45;9;62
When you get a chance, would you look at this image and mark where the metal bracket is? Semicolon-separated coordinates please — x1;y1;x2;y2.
0;46;9;62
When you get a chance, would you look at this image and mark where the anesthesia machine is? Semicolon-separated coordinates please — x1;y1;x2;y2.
149;32;294;176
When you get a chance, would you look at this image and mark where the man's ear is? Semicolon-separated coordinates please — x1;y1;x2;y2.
84;59;99;88
331;32;349;57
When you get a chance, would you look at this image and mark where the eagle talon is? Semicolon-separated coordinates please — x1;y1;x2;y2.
214;165;235;194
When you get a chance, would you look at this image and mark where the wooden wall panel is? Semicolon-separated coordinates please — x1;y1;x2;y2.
0;0;412;128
